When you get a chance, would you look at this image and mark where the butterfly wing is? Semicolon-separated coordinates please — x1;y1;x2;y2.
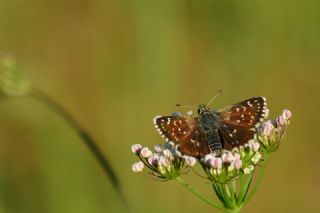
154;115;210;157
217;97;268;149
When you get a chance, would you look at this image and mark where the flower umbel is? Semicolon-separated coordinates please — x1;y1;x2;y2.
131;143;196;180
258;109;292;154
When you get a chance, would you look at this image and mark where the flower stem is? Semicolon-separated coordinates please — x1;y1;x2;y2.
30;88;130;211
175;177;225;211
244;155;269;205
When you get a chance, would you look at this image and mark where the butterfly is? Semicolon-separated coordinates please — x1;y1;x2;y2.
154;97;268;158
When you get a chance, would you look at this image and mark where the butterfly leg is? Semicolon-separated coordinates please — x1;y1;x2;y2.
207;129;222;153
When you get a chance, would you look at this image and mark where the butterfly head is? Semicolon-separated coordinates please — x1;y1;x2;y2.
197;104;212;115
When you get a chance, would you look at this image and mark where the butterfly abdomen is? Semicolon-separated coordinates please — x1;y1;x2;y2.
199;111;223;152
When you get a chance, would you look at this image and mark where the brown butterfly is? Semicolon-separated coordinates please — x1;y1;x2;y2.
154;97;268;158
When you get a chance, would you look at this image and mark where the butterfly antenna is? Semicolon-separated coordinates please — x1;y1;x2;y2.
175;104;197;109
206;90;223;107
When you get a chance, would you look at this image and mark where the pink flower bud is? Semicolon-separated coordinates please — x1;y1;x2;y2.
203;153;214;164
163;149;173;160
148;154;159;166
131;144;142;154
252;142;260;152
222;152;234;163
234;153;241;161
132;161;144;172
210;158;222;169
158;156;170;167
140;147;152;158
185;156;196;167
234;159;242;170
247;140;254;149
277;116;285;126
154;144;162;153
263;121;274;136
282;109;292;121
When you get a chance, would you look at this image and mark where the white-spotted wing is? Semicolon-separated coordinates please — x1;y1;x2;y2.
217;97;268;149
154;116;210;157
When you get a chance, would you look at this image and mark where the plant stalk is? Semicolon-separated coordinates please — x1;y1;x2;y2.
30;88;130;211
175;177;226;211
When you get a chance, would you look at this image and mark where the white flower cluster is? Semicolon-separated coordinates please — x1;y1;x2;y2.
201;140;262;183
258;109;292;153
131;144;196;179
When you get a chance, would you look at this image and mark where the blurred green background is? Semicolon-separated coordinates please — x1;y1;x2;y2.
0;0;319;212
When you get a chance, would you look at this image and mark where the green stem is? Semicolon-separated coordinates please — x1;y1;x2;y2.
242;171;254;203
212;183;225;204
227;208;241;213
237;172;245;205
30;88;130;211
175;177;225;211
220;184;234;209
229;180;237;204
244;155;269;205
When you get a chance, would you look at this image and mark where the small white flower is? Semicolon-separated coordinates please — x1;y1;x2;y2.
282;109;292;121
222;152;234;163
203;153;215;164
251;152;262;164
140;147;152;158
148;154;159;166
185;156;197;167
248;165;254;171
131;144;142;154
158;156;170;167
277;115;285;126
132;161;144;172
232;147;240;153
244;165;255;174
234;153;241;161
154;144;162;153
263;121;274;136
243;166;252;174
248;140;255;149
163;149;173;160
243;167;250;174
252;142;260;152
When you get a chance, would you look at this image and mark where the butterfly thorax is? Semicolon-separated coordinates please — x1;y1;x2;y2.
197;105;221;131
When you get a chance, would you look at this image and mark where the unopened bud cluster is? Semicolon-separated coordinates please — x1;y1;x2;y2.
201;140;262;183
131;143;196;180
258;109;292;153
